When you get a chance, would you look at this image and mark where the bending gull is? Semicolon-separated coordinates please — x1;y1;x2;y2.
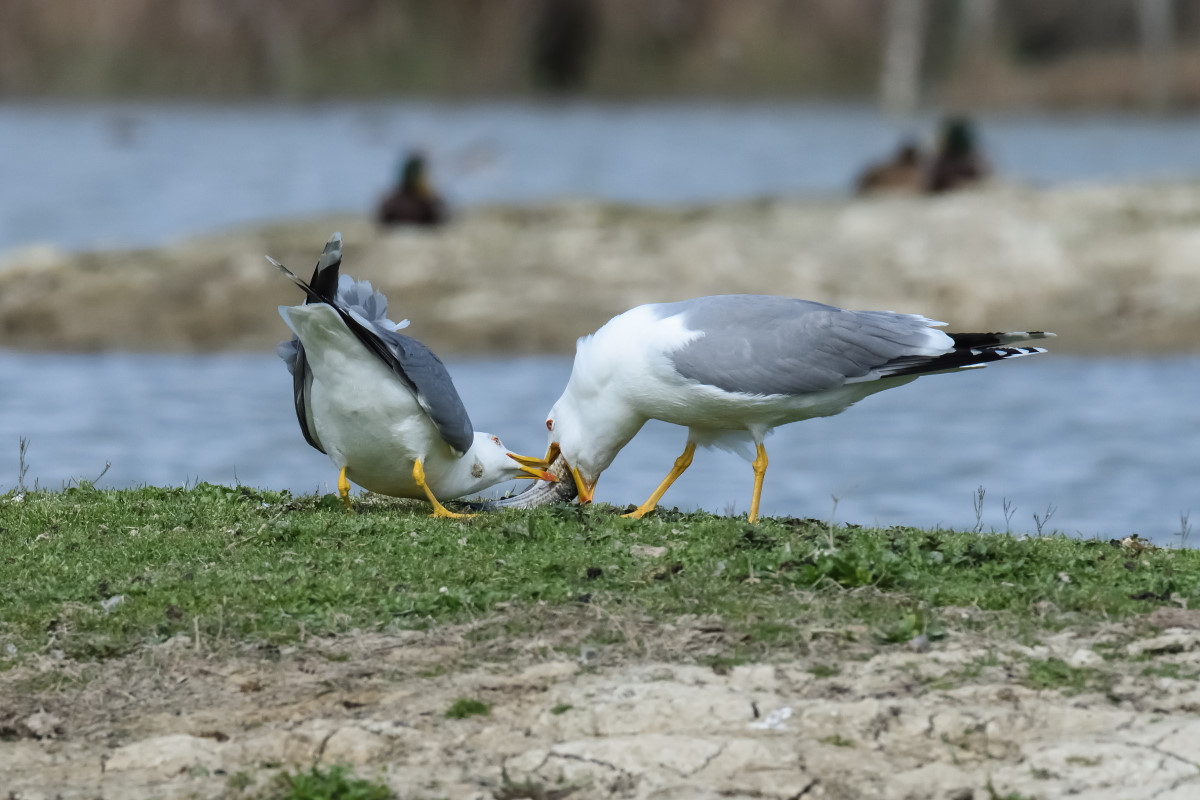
528;295;1052;523
272;233;553;517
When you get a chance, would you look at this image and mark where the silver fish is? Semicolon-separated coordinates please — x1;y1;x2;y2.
471;454;577;510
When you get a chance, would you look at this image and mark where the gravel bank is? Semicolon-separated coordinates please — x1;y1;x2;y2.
3;182;1200;355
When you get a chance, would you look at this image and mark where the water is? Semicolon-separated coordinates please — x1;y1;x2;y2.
5;101;1200;253
2;351;1196;544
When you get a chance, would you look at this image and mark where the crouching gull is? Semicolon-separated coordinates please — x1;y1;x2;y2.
542;295;1052;523
272;233;553;517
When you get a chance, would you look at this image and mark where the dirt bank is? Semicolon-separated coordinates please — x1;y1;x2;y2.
4;609;1200;800
4;181;1200;356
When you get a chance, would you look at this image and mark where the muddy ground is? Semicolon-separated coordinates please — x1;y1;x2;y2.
4;181;1200;356
4;606;1200;800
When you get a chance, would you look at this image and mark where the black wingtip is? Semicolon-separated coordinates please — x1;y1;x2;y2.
308;233;343;301
317;232;342;272
267;255;323;304
950;330;1055;348
270;232;346;304
883;343;1048;378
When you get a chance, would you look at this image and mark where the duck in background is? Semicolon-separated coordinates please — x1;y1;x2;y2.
855;117;990;196
927;116;990;194
855;139;926;195
377;153;446;227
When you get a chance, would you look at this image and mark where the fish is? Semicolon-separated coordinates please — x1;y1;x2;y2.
471;454;578;510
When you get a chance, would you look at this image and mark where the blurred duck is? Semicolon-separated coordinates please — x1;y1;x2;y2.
855;139;926;195
377;153;446;226
927;117;990;194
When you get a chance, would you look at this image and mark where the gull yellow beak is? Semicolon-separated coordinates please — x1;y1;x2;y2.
508;452;552;469
572;464;596;504
507;452;557;482
543;443;595;503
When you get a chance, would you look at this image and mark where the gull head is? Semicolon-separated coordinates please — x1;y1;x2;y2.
457;432;555;498
543;394;623;506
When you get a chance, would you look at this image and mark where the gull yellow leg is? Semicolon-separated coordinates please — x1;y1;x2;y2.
623;441;696;519
747;443;768;524
412;458;472;519
337;466;354;512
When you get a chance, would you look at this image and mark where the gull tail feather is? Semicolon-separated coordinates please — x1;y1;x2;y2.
874;330;1054;379
267;256;323;304
268;231;342;304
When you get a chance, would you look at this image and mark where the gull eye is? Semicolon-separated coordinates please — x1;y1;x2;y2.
546;419;554;432
490;435;500;445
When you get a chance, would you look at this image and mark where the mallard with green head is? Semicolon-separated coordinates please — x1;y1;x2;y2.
927;117;990;194
377;153;446;226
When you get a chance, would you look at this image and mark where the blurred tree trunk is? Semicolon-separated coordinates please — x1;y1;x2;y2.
880;0;927;116
950;0;1004;106
1138;0;1175;110
957;0;997;59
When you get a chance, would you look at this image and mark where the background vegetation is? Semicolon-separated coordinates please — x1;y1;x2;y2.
3;0;1200;106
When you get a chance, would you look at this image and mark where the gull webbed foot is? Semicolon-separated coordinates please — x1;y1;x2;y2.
412;458;474;519
337;466;354;512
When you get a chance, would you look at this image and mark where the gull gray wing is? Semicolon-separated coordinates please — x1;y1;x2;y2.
271;238;468;454
356;322;475;455
664;295;950;396
330;286;470;455
277;340;325;453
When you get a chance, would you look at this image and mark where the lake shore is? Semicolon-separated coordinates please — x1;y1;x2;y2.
4;180;1200;356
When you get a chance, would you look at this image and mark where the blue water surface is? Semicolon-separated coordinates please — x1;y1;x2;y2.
4;101;1200;252
2;351;1196;544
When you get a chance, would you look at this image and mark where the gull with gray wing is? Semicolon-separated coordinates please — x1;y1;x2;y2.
535;294;1052;523
273;233;553;517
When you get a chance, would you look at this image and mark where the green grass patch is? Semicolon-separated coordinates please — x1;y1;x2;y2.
1023;658;1109;694
925;652;1002;691
1140;662;1199;680
1;485;1198;662
445;698;490;719
228;771;253;791
820;733;855;747
267;765;393;800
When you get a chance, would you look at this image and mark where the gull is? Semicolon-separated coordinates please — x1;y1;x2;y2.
542;295;1052;523
272;233;551;517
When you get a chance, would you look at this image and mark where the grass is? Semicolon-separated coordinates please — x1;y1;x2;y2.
2;483;1199;665
1022;658;1109;694
820;734;855;748
266;765;393;800
445;698;490;719
1140;662;1200;680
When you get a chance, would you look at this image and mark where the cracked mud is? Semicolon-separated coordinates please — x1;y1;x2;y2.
4;613;1200;800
